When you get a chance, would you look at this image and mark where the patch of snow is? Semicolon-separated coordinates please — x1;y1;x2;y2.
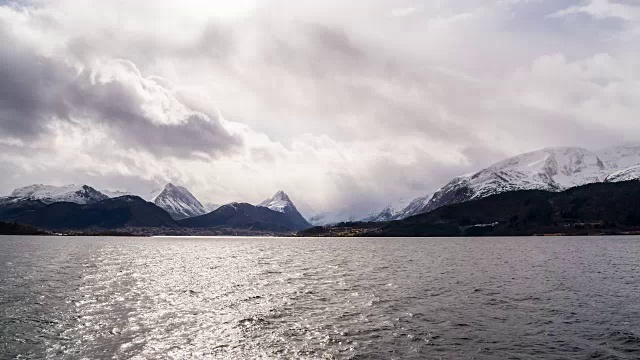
258;190;293;213
6;184;108;204
152;183;209;220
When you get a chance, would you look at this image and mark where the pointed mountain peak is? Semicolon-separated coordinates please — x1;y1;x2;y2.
152;183;208;220
257;190;311;229
259;190;295;212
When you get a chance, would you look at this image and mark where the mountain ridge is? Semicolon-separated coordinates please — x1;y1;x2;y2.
4;184;109;205
300;180;640;237
366;144;640;222
0;195;178;230
179;202;310;232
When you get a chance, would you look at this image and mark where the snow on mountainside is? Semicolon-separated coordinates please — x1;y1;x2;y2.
258;191;294;213
152;183;209;220
597;144;640;174
605;165;640;183
391;194;435;221
4;184;108;204
368;145;640;222
258;191;311;229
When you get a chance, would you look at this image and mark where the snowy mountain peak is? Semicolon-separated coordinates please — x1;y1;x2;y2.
473;146;606;194
152;183;209;220
258;191;311;229
259;190;295;213
6;184;108;204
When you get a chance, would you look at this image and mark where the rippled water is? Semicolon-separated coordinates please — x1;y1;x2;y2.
1;236;640;359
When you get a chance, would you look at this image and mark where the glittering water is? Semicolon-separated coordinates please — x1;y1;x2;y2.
1;236;640;359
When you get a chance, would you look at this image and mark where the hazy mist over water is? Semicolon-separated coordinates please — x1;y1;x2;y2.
1;236;640;359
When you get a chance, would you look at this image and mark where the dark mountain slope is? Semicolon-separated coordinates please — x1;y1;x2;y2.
7;196;178;230
0;199;48;221
179;202;307;232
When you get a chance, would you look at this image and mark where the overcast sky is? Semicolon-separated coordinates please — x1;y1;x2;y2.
0;0;639;216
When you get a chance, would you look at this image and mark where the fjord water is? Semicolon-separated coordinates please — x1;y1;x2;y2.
1;236;639;359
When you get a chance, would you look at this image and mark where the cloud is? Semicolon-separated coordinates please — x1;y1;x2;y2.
548;0;640;21
0;0;639;216
0;9;241;158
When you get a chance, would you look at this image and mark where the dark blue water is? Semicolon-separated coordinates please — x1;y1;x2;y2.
1;236;640;359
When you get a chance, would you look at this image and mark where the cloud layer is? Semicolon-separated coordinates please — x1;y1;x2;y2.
1;0;639;216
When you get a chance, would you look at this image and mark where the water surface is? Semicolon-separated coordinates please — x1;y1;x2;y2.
1;236;640;359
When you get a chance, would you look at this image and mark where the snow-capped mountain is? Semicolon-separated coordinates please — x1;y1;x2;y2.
258;191;311;229
422;147;607;212
152;183;209;220
2;184;108;204
369;145;640;222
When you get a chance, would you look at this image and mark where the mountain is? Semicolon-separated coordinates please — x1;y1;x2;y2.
1;196;178;230
152;183;209;220
300;180;640;237
0;198;48;221
3;184;108;204
179;202;309;232
258;191;311;229
371;145;640;222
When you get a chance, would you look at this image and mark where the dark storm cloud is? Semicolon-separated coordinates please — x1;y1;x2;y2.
0;20;241;158
0;23;71;137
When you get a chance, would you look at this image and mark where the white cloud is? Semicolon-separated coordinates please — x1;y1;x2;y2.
0;0;639;216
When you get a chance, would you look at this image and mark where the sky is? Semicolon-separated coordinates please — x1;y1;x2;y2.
0;0;639;217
